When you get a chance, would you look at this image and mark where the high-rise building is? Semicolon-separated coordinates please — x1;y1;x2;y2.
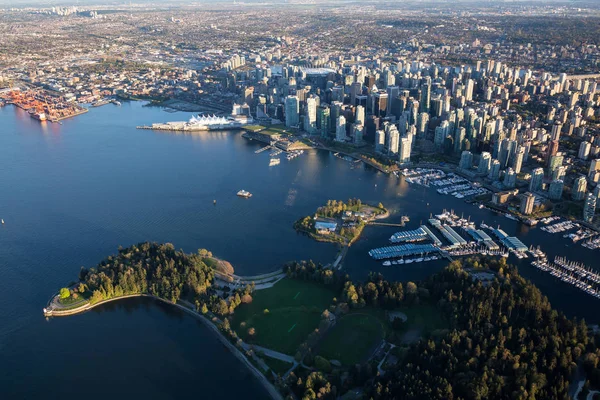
399;136;412;164
520;192;535;215
503;168;516;188
417;112;429;139
579;141;591;160
529;167;544;192
551;122;563;141
583;192;596;223
353;124;364;144
572;175;587;201
588;159;600;180
549;179;564;200
478;152;492;175
317;106;330;139
375;130;385;153
459;151;473;170
512;146;525;173
304;97;318;134
335;115;347;142
371;91;388;118
489;159;501;180
434;121;449;148
387;124;400;155
548;154;564;174
285;95;299;128
355;105;365;126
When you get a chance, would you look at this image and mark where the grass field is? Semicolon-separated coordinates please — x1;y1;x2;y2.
232;278;335;355
317;313;384;366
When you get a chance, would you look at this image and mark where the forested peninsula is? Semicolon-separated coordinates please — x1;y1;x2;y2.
47;243;600;400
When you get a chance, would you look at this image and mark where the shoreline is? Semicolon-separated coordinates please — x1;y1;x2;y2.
45;293;283;400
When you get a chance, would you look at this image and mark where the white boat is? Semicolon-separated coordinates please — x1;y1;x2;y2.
269;158;281;166
405;259;414;264
237;190;252;198
397;259;405;264
382;261;391;267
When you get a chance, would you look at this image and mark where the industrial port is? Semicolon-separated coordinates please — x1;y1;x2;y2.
1;89;88;122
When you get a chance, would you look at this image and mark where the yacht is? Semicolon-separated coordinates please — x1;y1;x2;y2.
237;190;252;198
269;158;281;166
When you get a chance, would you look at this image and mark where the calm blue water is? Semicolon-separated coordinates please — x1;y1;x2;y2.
1;101;599;397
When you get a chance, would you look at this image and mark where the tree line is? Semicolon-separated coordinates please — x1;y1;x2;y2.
281;257;600;400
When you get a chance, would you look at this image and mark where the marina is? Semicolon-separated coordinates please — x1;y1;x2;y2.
532;256;600;299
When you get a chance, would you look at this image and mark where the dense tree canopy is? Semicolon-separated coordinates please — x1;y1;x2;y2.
78;242;215;305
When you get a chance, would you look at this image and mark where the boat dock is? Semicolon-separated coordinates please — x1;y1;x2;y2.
532;256;600;299
368;243;440;260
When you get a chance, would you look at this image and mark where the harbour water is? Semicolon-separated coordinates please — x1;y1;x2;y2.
1;101;599;396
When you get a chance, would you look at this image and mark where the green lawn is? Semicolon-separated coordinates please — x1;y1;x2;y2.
262;356;294;375
232;278;335;355
318;313;384;366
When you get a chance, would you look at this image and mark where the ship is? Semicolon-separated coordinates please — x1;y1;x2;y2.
237;190;252;198
269;158;281;166
91;99;110;107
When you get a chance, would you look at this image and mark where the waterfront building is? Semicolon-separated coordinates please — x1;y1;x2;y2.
572;175;587;201
583;192;596;223
459;151;473;170
530;167;544;192
503;168;516;189
520;192;536;215
399;135;412;164
387;124;400;156
304;97;318;134
478;152;492;175
549;179;564;200
375;130;385;153
489;159;501;181
285;95;299;128
335;115;347;142
317;106;330;139
353;124;364;144
579;141;591;160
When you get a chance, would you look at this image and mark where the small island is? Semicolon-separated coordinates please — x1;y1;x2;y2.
294;198;389;246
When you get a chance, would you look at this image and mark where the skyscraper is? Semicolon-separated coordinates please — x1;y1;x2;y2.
335;115;347;142
549;179;564;200
399;136;412;164
478;152;492;175
529;167;544;192
579;141;591;160
489;159;501;180
355;105;365;126
459;151;473;170
285;95;299;128
520;192;535;215
572;175;587;201
583;192;596;223
503;168;516;188
375;130;385;153
387;124;400;155
512;146;525;173
317;106;330;139
304;97;318;134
